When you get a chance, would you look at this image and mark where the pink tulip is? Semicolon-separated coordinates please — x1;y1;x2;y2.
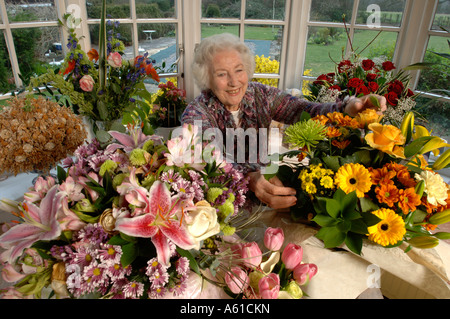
264;227;284;251
293;263;318;285
79;74;94;92
107;51;122;68
225;266;249;294
258;273;280;299
281;243;303;270
241;242;262;268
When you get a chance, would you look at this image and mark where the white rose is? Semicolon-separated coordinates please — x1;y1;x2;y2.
184;201;220;250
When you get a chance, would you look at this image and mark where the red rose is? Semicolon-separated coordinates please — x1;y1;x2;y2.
356;85;370;96
361;59;375;71
329;85;341;91
367;81;379;92
407;88;415;97
385;91;399;106
366;73;378;81
382;61;396;71
388;80;404;94
313;74;329;85
338;60;353;73
348;78;364;88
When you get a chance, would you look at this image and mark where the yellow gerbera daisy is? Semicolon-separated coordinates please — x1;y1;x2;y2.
368;208;406;246
334;163;372;197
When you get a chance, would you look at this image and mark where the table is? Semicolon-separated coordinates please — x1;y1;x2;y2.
143;30;156;41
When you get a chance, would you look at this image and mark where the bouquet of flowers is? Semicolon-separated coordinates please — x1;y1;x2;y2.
28;11;159;137
276;109;450;255
0;122;316;299
0;96;86;176
305;30;417;126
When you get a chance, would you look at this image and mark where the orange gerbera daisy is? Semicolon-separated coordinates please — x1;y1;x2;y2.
398;187;422;214
375;182;400;207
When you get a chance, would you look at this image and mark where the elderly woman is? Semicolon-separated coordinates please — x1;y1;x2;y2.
181;33;386;210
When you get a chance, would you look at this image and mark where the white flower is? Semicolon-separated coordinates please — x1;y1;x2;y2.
415;170;449;206
182;201;220;250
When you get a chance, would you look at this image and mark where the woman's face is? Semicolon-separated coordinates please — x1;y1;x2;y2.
209;49;248;112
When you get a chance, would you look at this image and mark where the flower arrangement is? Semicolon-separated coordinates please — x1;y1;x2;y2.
0;96;86;176
0;122;318;299
304;28;417;126
277;109;450;255
28;11;159;135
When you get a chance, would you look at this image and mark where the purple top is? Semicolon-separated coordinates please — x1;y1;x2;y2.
181;82;345;173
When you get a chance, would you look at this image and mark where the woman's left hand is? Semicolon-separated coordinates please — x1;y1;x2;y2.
344;94;387;117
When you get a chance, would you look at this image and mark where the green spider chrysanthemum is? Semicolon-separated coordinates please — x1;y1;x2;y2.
284;119;327;152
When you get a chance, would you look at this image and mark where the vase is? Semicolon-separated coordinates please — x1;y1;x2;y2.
82;117;126;145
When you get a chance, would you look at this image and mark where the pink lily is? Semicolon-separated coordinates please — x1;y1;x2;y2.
116;169;150;216
0;185;63;263
115;181;196;266
106;126;160;153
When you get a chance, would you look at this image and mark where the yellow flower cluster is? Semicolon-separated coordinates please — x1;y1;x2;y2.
252;55;279;87
298;163;335;197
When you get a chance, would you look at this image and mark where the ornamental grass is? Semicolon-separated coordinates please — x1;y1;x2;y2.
0;96;87;175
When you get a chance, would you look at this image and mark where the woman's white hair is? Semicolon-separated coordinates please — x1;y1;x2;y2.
191;33;256;91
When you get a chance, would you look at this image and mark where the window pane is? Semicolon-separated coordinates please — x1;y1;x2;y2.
356;0;405;27
89;22;133;60
201;23;240;38
245;0;286;20
139;23;178;73
351;30;397;60
135;0;176;19
432;0;450;30
417;36;449;93
12;26;62;85
310;0;354;23
304;26;346;76
246;25;283;87
86;0;131;19
0;32;15;94
6;0;57;22
202;0;241;19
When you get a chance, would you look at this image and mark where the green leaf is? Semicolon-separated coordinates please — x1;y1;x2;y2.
359;197;380;212
361;211;382;227
56;165;67;184
312;214;338;227
121;243;138;267
404;136;434;158
322;155;341;172
350;219;369;235
325;198;341;219
345;232;363;255
369;95;380;109
316;226;346;248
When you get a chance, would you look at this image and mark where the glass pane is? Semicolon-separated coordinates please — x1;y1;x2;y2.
414;97;450;143
138;23;178;73
201;23;240;38
310;0;354;23
202;0;241;19
417;36;450;93
6;0;57;22
304;26;347;77
351;30;397;60
12;26;62;85
135;0;176;19
356;0;405;27
245;25;283;87
86;0;131;19
0;32;15;94
245;0;286;20
89;22;133;60
432;0;450;30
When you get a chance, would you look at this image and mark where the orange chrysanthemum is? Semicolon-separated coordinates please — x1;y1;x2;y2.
331;139;351;149
398;187;422;214
396;168;416;188
312;115;329;125
375;183;400;207
326;126;342;138
369;167;396;185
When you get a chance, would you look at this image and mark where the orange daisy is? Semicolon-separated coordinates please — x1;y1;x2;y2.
332;139;351;150
398;187;422;214
375;182;400;207
326;126;342;138
369;167;396;185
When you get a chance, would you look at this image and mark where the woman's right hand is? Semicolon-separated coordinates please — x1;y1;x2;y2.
247;171;297;210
